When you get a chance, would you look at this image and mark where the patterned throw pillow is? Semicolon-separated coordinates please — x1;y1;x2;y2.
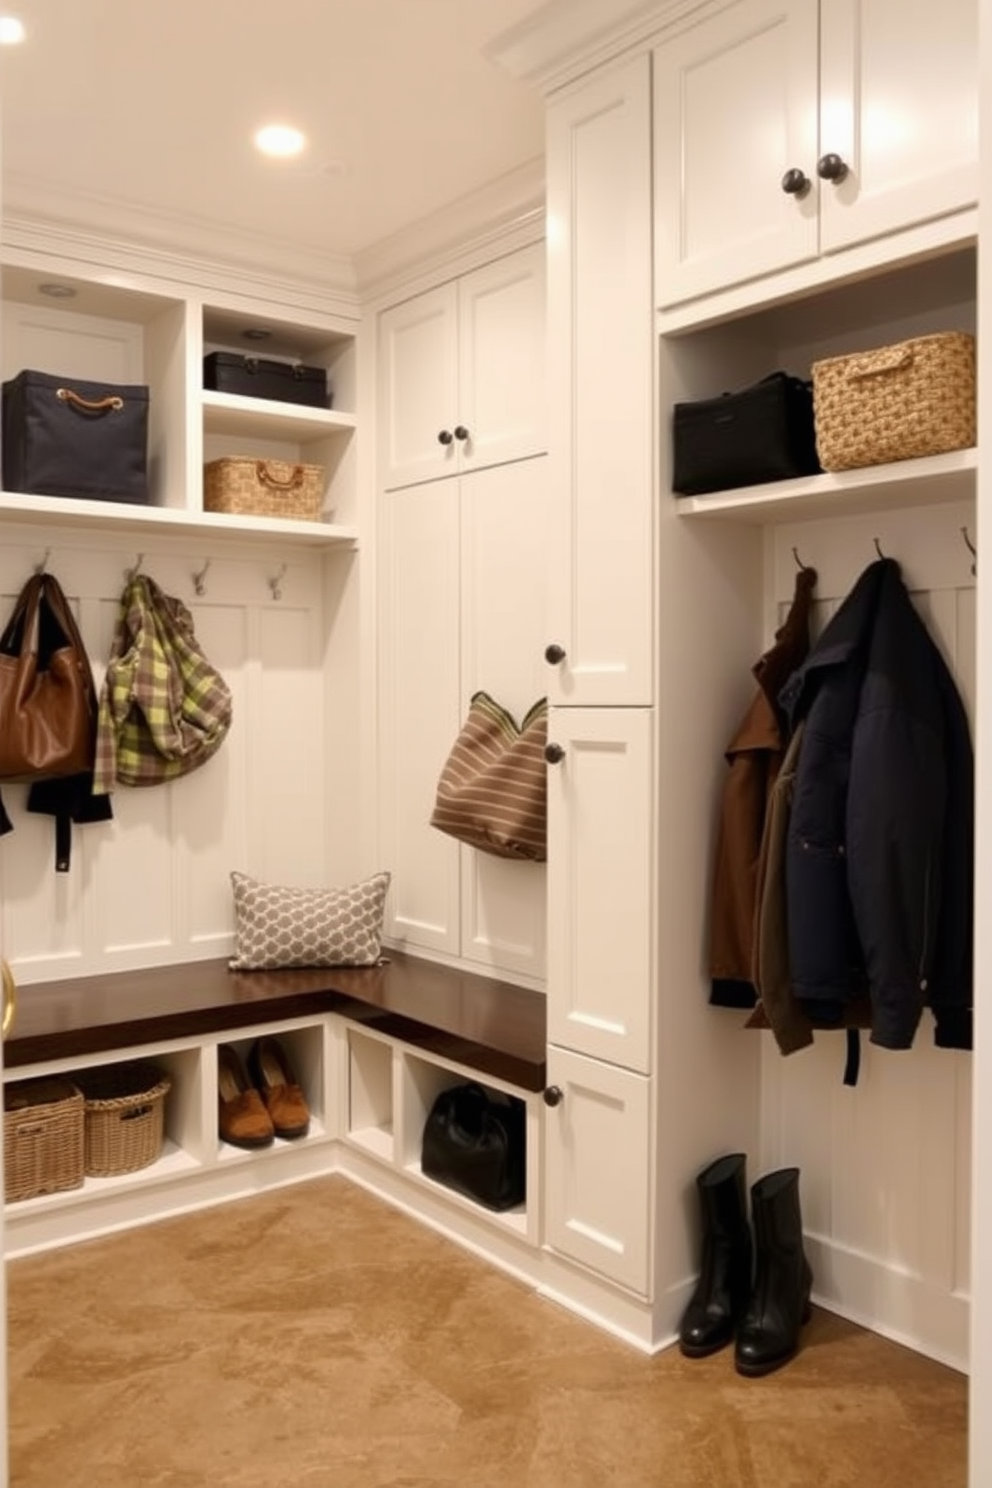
228;870;391;970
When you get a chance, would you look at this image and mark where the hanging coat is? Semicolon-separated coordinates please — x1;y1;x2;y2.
779;557;973;1052
708;565;817;1008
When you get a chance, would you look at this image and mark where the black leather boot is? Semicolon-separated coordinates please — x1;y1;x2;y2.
734;1166;813;1377
678;1153;753;1357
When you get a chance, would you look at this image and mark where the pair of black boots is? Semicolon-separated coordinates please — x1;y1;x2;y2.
678;1154;812;1376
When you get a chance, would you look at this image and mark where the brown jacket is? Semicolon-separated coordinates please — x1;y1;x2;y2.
708;566;817;1008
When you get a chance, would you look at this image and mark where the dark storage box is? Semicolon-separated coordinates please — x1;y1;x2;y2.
203;352;330;409
2;369;150;503
672;371;821;497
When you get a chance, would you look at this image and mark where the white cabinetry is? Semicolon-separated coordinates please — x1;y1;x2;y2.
543;1046;651;1295
545;58;654;708
377;243;549;981
654;0;978;308
378;244;546;489
542;52;657;1300
0;259;359;543
545;707;653;1073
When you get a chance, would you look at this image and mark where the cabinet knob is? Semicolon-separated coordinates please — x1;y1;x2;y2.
544;742;565;765
780;167;810;198
816;153;849;183
453;425;470;442
437;429;454;446
543;1085;563;1107
544;643;566;665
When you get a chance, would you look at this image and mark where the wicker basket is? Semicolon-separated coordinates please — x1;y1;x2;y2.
74;1061;171;1177
811;331;976;473
203;457;325;521
4;1077;84;1203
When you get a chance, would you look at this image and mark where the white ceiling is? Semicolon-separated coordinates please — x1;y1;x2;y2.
0;0;550;280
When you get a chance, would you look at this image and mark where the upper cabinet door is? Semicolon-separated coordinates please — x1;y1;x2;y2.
378;283;459;489
545;54;654;707
458;244;546;472
654;0;819;308
818;0;978;255
378;244;546;492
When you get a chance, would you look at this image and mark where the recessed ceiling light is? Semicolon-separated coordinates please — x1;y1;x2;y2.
0;15;26;44
242;328;273;341
38;282;77;299
254;124;307;159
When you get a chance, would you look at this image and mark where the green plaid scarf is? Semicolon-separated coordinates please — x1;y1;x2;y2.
93;575;232;792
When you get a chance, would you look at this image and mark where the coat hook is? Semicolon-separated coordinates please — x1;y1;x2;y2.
126;552;145;583
961;525;977;577
873;537;886;559
268;562;287;600
33;547;51;575
792;545;811;572
192;558;212;597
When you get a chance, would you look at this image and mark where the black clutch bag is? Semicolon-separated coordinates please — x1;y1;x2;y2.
671;371;821;496
421;1082;526;1212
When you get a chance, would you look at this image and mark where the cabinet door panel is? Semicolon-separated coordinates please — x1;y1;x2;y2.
379;485;461;954
818;0;978;253
654;0;819;306
544;1045;651;1295
546;56;654;706
461;457;549;977
547;707;652;1072
459;244;546;471
378;284;459;489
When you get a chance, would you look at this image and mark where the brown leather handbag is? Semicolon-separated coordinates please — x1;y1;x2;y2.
0;571;97;782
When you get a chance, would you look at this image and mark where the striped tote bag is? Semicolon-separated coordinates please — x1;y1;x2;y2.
430;692;548;862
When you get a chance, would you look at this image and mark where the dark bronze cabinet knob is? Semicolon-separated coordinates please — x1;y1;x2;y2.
780;167;810;197
816;152;849;183
437;429;454;446
543;1085;563;1107
453;425;469;441
544;742;565;764
544;643;566;665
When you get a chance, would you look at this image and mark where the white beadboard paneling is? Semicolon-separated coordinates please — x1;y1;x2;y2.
0;528;332;979
760;498;974;1366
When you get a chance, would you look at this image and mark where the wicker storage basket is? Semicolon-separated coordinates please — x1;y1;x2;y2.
74;1061;171;1177
811;331;976;473
203;457;325;521
4;1077;84;1203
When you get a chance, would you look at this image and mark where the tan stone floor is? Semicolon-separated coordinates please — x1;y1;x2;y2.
6;1175;968;1488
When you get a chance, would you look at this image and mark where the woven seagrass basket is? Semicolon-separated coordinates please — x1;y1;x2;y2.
74;1061;171;1177
4;1077;84;1203
203;457;325;521
811;331;976;473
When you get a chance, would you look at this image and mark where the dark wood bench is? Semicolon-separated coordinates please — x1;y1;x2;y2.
5;950;548;1092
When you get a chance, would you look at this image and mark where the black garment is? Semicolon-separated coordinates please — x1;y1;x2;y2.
779;558;972;1052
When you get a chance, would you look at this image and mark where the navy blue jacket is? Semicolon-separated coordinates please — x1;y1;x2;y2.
779;558;973;1052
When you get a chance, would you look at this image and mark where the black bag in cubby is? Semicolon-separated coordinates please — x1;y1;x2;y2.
203;352;330;409
421;1081;527;1212
2;369;150;504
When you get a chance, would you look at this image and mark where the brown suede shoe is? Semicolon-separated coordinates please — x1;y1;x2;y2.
248;1036;311;1140
218;1044;274;1149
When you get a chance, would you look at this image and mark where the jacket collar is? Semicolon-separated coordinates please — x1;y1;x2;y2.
779;558;902;725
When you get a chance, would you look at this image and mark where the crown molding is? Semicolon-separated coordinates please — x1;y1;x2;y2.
1;171;360;315
487;0;720;93
354;158;546;307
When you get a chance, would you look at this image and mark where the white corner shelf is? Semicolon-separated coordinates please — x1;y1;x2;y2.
0;489;358;547
202;390;357;441
673;447;977;524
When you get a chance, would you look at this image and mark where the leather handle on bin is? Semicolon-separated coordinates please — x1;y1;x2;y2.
56;387;124;413
255;461;304;491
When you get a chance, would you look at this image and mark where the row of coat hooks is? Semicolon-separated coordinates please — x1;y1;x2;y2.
792;526;978;578
30;549;291;599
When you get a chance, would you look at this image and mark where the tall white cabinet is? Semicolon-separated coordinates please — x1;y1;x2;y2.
376;242;549;982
